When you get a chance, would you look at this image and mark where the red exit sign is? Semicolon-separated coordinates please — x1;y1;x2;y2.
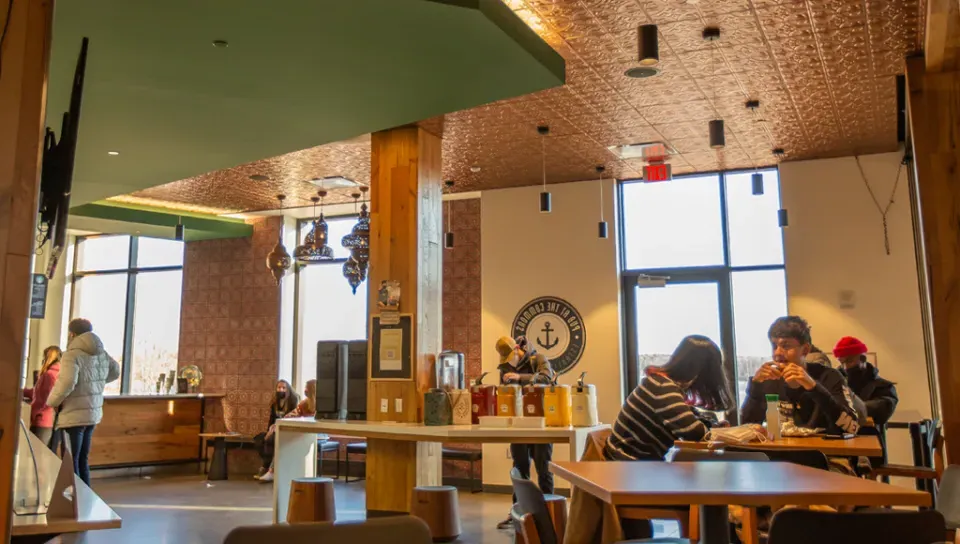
644;162;672;182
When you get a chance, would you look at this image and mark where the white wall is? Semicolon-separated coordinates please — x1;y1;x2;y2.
780;152;932;468
25;236;74;383
481;179;622;487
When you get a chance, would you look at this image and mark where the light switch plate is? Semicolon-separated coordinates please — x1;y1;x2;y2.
380;398;388;413
395;398;403;413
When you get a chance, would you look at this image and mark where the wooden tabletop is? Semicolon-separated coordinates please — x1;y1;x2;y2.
674;434;883;457
12;478;122;536
275;418;609;444
550;461;931;508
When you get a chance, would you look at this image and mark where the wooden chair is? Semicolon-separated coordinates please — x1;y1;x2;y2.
870;420;944;505
767;508;946;544
510;468;567;544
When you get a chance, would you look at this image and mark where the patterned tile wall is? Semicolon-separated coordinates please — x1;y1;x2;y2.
178;216;284;472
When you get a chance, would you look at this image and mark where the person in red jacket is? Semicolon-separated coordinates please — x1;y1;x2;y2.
22;346;62;450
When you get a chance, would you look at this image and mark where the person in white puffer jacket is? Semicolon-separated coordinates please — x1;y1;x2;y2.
46;318;121;485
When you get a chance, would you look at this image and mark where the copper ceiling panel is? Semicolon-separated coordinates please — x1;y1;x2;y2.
130;0;920;213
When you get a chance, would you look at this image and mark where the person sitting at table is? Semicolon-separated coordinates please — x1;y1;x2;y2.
254;379;300;482
257;379;316;483
833;336;898;428
741;316;860;436
605;334;733;461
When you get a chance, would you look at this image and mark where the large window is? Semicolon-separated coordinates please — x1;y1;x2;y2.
620;169;787;415
293;217;368;388
70;235;184;395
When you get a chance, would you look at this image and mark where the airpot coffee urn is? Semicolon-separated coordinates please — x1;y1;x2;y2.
436;350;465;390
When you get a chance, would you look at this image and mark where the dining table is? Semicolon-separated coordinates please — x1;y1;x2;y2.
674;433;883;457
551;460;931;544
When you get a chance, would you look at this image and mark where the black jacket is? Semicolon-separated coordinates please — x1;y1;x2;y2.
841;363;899;426
741;361;860;435
498;351;555;385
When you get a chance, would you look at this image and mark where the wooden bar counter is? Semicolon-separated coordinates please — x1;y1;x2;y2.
90;394;223;468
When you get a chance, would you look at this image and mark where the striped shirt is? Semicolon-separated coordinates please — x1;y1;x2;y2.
605;374;708;460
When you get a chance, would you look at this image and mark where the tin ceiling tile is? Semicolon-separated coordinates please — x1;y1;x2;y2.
130;0;921;212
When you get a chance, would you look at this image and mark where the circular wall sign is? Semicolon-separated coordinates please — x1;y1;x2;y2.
511;296;586;375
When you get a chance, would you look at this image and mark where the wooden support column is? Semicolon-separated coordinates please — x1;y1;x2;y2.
0;0;55;539
906;55;960;457
365;126;443;514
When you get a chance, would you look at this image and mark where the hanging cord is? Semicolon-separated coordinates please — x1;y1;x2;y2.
0;0;13;81
854;155;903;256
598;169;604;222
541;136;547;192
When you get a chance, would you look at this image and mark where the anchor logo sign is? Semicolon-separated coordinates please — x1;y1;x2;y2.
511;296;587;376
537;321;560;350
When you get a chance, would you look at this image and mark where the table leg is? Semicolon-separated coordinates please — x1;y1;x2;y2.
208;438;228;481
698;505;730;544
569;431;589;461
273;429;317;523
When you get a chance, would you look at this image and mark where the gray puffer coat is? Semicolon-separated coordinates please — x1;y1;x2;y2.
46;332;121;428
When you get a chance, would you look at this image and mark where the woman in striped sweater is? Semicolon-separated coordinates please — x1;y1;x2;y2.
606;335;733;461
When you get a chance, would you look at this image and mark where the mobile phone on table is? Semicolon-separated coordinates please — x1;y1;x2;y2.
822;433;855;440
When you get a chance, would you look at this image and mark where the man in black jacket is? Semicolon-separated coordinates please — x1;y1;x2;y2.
833;336;899;426
495;335;555;530
741;316;860;435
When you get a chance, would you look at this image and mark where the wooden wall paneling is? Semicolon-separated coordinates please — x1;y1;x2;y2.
0;0;54;540
906;55;960;457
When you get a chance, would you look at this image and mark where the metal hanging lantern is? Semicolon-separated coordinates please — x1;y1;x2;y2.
265;195;292;285
342;256;363;294
294;192;335;264
341;188;370;293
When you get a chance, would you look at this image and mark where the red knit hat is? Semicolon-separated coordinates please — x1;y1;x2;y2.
833;336;868;358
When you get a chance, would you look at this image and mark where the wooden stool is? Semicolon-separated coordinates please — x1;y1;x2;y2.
286;477;336;524
410;485;461;542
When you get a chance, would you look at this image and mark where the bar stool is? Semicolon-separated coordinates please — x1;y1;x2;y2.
410;486;461;542
286;477;336;524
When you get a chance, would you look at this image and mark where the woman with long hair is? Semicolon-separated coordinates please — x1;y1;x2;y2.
286;379;316;419
605;335;732;461
255;379;300;482
22;346;63;450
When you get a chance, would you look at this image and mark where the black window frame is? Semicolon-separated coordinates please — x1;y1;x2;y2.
617;167;786;422
69;234;184;395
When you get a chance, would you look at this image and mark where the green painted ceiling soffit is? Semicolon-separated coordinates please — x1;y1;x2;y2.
70;201;253;241
46;0;565;205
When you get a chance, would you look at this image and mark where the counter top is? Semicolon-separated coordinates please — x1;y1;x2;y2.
103;393;225;400
12;478;121;536
275;417;609;444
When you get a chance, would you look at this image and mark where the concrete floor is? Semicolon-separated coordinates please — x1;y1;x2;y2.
50;474;678;543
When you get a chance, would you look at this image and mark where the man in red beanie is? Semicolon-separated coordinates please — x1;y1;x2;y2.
833;336;899;428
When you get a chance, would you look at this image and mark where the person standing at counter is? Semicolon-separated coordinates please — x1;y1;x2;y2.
46;319;121;486
494;335;555;530
255;379;300;482
23;346;62;451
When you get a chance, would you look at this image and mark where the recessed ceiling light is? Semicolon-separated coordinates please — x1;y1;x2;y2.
107;151;119;156
212;40;229;48
608;142;676;160
624;66;660;78
307;176;360;189
249;174;269;181
470;165;481;173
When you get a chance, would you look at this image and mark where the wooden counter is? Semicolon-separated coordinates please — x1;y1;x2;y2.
90;394;223;468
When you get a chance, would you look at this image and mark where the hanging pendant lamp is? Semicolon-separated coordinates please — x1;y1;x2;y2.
625;24;660;78
704;27;725;149
444;180;455;249
596;165;609;239
341;189;370;293
294;191;334;263
265;195;292;285
175;216;185;241
538;125;551;213
752;172;764;195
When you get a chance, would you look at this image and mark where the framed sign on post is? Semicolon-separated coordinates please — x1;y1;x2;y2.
29;274;47;319
370;314;413;380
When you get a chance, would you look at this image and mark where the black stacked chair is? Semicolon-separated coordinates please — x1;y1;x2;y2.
223;516;432;543
767;508;946;544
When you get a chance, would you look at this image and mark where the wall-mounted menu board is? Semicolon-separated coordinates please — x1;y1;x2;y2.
370;314;413;380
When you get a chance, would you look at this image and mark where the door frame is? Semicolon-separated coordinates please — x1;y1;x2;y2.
621;268;738;422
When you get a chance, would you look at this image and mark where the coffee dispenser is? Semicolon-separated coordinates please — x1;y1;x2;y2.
497;384;522;417
424;359;452;426
437;350;465;391
543;379;572;427
571;372;599;427
522;384;546;417
470;372;498;425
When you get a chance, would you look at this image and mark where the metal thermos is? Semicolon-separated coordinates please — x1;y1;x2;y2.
437;350;465;391
497;384;522;417
571;372;599;427
543;381;572;427
470;372;497;425
424;388;452;426
522;384;546;417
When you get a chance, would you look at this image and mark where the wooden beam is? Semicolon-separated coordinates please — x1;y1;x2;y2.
926;0;960;72
906;56;960;457
0;0;55;539
364;126;443;513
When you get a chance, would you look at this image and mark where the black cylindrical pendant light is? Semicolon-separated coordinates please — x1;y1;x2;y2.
639;24;658;66
540;191;552;213
444;180;455;248
445;231;455;249
175;217;185;241
598;221;609;239
596;165;608;239
778;208;789;228
709;119;725;149
752;172;764;195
